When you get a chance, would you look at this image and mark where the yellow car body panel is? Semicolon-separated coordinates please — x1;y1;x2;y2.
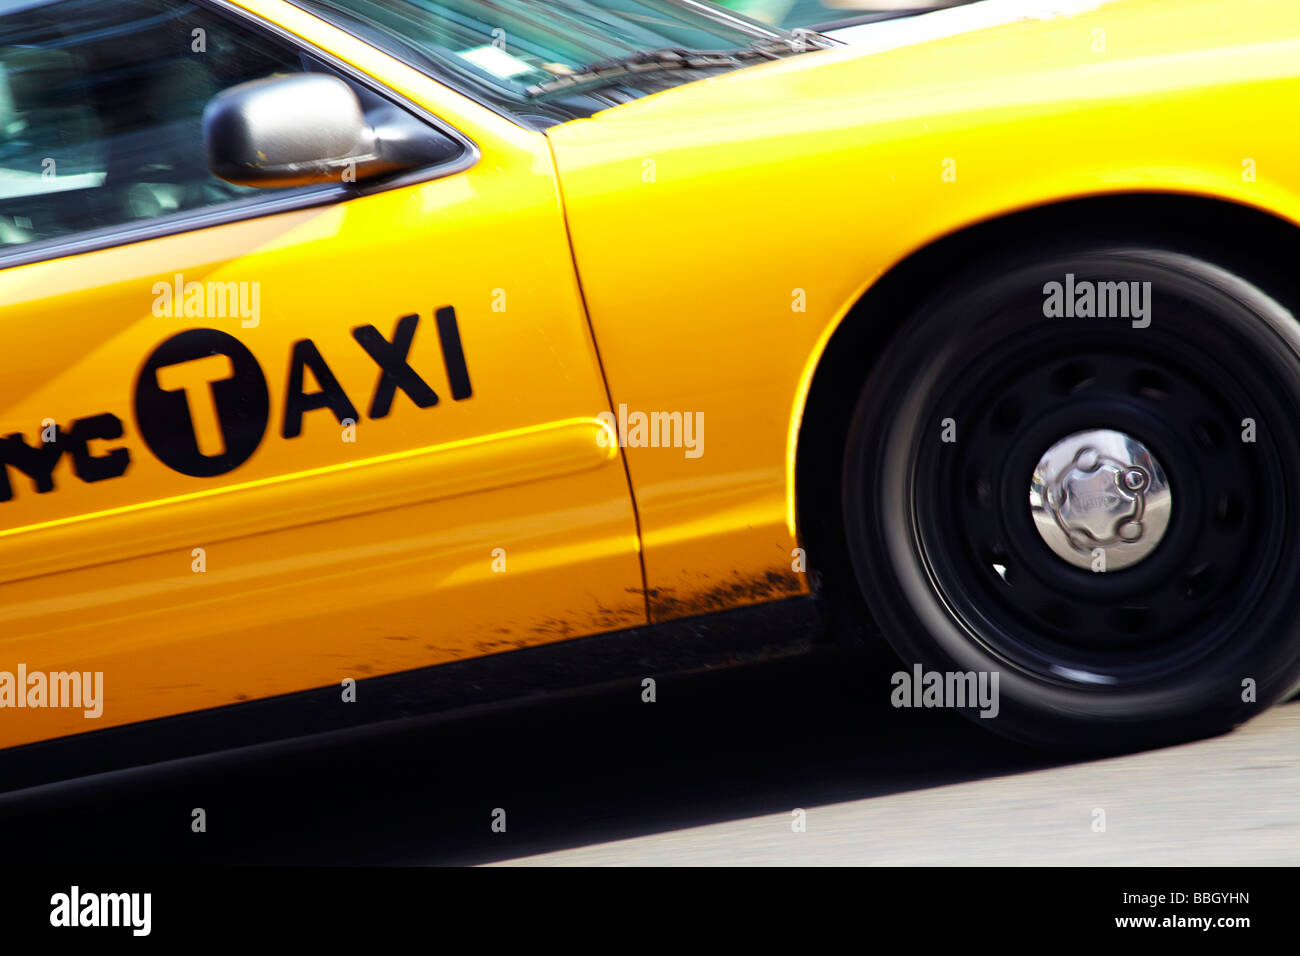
545;0;1300;621
4;0;1300;750
0;2;646;750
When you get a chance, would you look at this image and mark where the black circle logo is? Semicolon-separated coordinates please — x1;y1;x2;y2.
134;329;270;477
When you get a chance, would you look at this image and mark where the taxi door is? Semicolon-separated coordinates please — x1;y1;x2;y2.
0;0;643;749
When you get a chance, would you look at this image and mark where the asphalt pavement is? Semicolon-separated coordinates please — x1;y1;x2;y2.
1;637;1294;866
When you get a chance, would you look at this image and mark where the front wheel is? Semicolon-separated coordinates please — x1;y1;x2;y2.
844;247;1300;751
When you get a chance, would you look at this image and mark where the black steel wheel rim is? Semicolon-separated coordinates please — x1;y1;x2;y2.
903;277;1292;687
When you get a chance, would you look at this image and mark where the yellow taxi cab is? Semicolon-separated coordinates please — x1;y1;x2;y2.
3;0;1300;777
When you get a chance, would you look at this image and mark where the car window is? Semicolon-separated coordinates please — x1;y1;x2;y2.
0;0;311;252
718;1;984;31
292;0;802;127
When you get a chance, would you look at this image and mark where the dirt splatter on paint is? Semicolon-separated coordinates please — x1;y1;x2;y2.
641;568;806;623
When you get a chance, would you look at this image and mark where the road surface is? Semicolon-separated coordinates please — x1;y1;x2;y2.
1;645;1295;865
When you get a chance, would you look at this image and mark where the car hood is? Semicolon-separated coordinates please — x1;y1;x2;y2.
819;0;1122;50
545;0;1288;141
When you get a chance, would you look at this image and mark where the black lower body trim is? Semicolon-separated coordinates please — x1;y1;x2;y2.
0;596;820;794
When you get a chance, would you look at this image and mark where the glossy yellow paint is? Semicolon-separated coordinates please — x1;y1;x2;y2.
546;0;1300;621
0;1;643;749
5;0;1300;749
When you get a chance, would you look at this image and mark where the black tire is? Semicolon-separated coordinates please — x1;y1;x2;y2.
843;246;1300;751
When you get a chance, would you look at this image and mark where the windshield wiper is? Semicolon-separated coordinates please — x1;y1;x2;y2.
525;35;837;99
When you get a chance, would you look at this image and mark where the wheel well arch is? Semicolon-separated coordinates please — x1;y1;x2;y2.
794;192;1300;624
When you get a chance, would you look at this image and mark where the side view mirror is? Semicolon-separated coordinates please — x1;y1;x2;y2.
203;72;461;188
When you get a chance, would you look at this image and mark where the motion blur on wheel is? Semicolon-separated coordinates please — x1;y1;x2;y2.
841;246;1300;750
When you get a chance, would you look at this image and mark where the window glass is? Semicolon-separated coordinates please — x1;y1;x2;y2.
293;0;798;126
717;1;984;31
0;0;309;251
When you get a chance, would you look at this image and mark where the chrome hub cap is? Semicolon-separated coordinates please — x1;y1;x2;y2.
1029;429;1172;570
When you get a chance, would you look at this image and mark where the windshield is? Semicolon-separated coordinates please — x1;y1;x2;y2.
717;1;984;32
293;0;809;127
